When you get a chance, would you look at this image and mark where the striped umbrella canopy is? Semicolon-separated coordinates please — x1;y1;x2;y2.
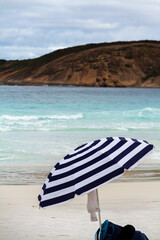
38;137;153;208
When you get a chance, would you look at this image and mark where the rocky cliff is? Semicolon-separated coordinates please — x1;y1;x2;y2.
0;41;160;87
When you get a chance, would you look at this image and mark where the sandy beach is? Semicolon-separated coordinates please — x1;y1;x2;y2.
0;182;160;240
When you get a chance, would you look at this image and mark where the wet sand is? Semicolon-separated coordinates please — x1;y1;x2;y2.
1;164;160;185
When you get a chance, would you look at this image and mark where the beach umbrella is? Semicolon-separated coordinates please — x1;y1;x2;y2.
38;137;153;231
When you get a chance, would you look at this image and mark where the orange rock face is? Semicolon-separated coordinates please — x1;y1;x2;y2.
0;41;160;87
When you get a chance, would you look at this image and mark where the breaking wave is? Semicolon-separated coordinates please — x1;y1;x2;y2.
0;108;160;131
1;113;83;121
122;107;160;119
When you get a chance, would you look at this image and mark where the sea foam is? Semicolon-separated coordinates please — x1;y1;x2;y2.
1;113;83;121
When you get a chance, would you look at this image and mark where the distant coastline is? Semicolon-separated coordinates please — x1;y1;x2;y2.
0;40;160;87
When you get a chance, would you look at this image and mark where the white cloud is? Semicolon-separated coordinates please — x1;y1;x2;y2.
110;25;152;42
0;45;66;60
0;0;160;60
72;19;119;30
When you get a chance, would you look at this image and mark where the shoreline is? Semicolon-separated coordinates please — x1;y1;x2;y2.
0;182;160;240
1;164;160;185
0;84;160;88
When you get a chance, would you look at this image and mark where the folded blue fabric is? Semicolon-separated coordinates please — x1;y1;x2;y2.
95;220;149;240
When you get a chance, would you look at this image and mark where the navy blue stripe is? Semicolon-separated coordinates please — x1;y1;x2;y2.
40;192;75;208
49;140;126;182
113;141;141;163
119;137;127;141
46;159;116;194
76;167;124;195
55;138;115;170
45;143;153;194
74;143;87;151
41;168;123;207
123;145;153;169
42;183;46;191
49;152;113;182
107;137;115;141
39;143;153;207
46;142;147;193
45;179;76;194
38;194;41;201
131;138;139;142
64;139;101;159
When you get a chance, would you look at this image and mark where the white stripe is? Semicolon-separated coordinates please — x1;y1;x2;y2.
43;163;121;201
60;138;112;164
80;172;124;196
128;149;153;170
54;138;121;175
119;137;145;143
50;167;56;175
72;140;96;154
108;140;134;159
118;142;148;166
75;163;121;191
75;158;112;178
46;140;147;190
47;157;110;189
46;139;132;189
41;185;75;201
68;141;94;155
49;139;148;177
47;174;74;188
39;137;153;206
39;177;50;200
42;197;73;208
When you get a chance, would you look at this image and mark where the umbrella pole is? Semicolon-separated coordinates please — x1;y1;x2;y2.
96;189;102;232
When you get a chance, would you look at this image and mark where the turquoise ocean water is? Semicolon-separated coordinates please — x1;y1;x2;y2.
0;86;160;184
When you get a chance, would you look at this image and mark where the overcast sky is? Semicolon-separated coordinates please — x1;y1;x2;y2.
1;0;160;60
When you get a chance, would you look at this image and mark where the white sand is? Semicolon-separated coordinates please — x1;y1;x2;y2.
0;182;160;240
